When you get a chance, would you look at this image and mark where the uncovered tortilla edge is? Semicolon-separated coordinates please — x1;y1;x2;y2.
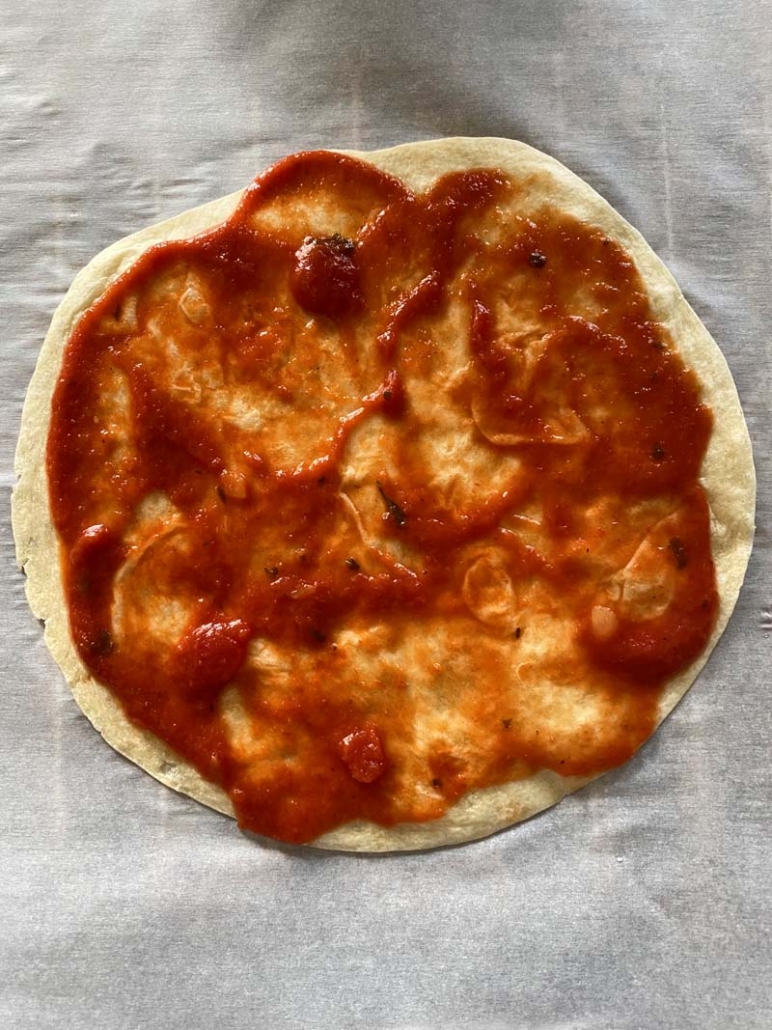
12;137;756;852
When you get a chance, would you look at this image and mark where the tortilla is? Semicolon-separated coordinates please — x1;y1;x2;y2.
13;138;755;851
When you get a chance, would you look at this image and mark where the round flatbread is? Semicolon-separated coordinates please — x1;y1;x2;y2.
13;138;755;851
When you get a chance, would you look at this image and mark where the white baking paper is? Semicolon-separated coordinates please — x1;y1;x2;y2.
1;2;770;1027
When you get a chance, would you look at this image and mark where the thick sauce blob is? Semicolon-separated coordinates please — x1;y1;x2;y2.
47;151;717;843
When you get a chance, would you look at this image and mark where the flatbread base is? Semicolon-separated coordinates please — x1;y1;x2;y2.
13;138;755;851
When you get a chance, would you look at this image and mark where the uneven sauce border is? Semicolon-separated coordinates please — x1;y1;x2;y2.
46;151;717;844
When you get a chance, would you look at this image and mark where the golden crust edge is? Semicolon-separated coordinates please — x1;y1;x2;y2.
12;137;755;853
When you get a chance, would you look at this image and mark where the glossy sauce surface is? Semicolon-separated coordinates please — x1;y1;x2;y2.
47;152;717;843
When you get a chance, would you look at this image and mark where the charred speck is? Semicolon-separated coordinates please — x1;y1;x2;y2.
90;629;114;657
383;389;392;400
309;628;326;644
432;778;442;789
514;627;522;639
326;232;355;254
651;443;666;462
318;476;327;486
669;538;688;570
377;481;406;527
265;566;278;579
345;557;360;572
501;718;513;730
529;250;547;268
216;485;227;502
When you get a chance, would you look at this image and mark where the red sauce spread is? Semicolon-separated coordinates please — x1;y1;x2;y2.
47;151;717;843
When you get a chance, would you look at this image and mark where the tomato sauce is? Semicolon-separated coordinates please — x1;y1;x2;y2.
47;151;717;843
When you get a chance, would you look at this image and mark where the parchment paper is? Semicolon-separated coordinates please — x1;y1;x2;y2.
2;2;770;1028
